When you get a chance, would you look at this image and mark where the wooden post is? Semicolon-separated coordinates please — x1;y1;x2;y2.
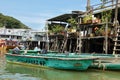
45;21;49;51
54;36;58;51
69;39;72;52
78;17;82;53
114;0;119;27
38;41;40;48
105;18;108;54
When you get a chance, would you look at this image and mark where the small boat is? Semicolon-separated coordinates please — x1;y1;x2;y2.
5;50;97;70
80;53;120;70
0;39;17;54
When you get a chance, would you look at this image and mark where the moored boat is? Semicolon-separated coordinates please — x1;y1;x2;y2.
91;54;120;70
5;50;97;70
80;53;120;70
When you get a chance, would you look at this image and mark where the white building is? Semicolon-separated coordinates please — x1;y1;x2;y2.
0;28;46;41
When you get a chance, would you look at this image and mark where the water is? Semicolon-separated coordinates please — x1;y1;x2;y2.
0;55;120;80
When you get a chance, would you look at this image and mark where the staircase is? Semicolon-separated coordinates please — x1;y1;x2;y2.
113;26;120;54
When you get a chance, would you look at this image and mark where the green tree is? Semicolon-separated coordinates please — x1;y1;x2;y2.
0;13;29;29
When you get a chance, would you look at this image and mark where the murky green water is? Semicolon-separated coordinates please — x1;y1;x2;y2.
0;55;120;80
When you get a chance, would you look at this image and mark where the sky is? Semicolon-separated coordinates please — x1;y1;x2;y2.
0;0;100;31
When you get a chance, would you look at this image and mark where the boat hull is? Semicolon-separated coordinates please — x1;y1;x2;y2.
91;57;120;70
5;53;96;70
81;54;120;70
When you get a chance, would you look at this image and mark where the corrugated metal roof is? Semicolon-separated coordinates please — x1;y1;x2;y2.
47;11;85;22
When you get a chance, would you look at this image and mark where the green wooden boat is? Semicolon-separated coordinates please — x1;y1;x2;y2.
80;53;120;70
5;50;97;70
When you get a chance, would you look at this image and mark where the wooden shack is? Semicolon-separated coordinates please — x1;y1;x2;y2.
47;0;120;54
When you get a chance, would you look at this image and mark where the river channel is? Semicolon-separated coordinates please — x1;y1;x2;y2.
0;55;120;80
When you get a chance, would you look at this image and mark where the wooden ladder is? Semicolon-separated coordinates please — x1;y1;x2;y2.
53;37;58;51
113;26;120;54
50;37;58;51
60;36;68;53
50;40;55;50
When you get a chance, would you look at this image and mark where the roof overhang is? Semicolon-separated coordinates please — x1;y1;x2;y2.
47;11;85;22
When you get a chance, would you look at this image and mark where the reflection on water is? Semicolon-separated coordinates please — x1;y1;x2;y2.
0;55;120;80
0;55;39;80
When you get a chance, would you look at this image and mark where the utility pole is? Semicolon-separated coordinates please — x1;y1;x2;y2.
118;0;120;6
86;0;91;11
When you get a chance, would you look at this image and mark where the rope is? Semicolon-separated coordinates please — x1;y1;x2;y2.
98;60;106;70
102;64;106;71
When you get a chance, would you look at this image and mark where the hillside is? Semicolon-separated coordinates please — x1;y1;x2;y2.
0;13;30;29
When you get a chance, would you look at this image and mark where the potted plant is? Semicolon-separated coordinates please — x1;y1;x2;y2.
94;27;101;36
99;26;111;36
51;25;64;34
83;14;92;24
67;18;77;32
94;26;111;36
